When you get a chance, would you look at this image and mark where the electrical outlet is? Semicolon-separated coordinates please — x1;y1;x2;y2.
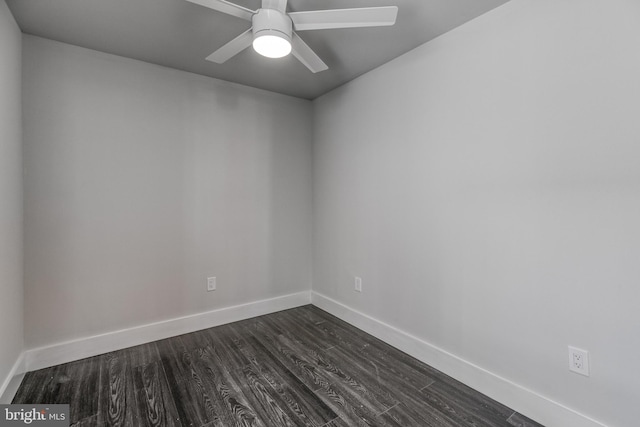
354;276;362;293
568;346;589;376
207;277;216;292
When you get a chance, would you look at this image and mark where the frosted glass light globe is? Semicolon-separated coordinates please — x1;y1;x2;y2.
253;34;292;58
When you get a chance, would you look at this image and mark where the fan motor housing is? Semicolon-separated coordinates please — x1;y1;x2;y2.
252;8;293;42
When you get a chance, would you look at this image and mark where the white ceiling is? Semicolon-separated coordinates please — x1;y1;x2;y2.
7;0;509;99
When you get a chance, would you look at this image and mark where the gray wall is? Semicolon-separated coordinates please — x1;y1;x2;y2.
23;36;312;349
0;0;23;393
312;0;640;426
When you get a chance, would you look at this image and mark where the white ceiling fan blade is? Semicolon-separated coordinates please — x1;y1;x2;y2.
206;29;253;63
291;33;328;73
185;0;255;21
261;0;287;13
289;6;398;31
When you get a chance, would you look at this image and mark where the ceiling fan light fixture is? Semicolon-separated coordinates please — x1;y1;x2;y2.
251;8;293;59
253;33;291;58
190;0;398;73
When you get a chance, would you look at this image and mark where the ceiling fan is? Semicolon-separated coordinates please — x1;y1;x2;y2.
185;0;399;73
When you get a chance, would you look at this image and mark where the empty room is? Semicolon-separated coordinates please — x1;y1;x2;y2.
0;0;638;426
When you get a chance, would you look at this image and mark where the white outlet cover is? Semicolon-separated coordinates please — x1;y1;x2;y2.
207;277;216;291
568;346;590;376
354;277;362;293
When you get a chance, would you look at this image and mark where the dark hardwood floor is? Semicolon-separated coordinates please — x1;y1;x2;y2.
13;305;544;426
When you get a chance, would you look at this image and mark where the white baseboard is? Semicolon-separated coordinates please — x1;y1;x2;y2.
0;352;26;403
311;291;607;427
25;291;311;372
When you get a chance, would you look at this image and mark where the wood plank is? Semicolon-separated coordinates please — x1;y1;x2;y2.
133;361;181;427
417;379;514;427
97;352;139;426
326;343;435;393
190;345;266;427
156;337;220;426
378;402;459;427
313;385;397;427
290;305;329;326
303;345;398;414
12;366;62;404
11;371;37;403
257;320;398;417
320;417;349;427
126;342;161;368
508;411;545;427
228;364;298;427
255;330;394;425
237;332;337;426
247;321;332;392
202;327;253;373
70;414;98;427
307;307;449;388
67;356;102;423
270;311;341;351
12;356;102;424
198;325;308;425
